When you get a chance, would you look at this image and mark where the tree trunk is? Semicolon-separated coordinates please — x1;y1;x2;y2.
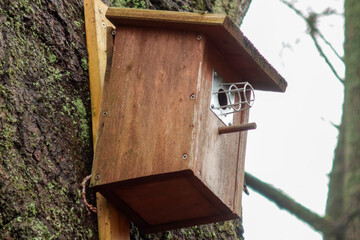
243;1;360;239
343;0;360;239
325;118;345;240
0;0;98;239
0;0;251;239
327;0;360;239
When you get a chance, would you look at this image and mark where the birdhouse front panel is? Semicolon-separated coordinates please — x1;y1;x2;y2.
92;26;205;185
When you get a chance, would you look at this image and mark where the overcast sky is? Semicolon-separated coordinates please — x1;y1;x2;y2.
240;0;344;239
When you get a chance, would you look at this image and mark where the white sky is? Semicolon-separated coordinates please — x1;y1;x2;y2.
240;0;344;239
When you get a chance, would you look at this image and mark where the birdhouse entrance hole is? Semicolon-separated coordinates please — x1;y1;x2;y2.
210;70;255;126
218;88;228;110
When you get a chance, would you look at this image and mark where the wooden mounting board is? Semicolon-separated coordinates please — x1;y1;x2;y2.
84;0;129;239
105;8;287;92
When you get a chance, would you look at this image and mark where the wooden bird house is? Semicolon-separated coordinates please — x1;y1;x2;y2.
89;8;287;233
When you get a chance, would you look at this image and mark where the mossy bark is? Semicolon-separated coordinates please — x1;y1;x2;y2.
238;0;360;239
0;0;250;239
343;0;360;239
0;0;97;239
324;118;345;240
322;1;360;239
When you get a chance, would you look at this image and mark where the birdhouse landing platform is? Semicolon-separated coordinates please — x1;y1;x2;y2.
89;7;287;234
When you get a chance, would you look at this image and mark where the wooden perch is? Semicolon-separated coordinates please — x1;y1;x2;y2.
219;122;257;134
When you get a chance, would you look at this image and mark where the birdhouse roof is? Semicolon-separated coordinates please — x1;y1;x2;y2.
106;8;287;92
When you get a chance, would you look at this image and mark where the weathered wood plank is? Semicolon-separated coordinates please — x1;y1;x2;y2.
193;41;246;215
97;171;237;233
84;1;129;240
84;0;114;146
87;6;281;234
91;27;205;186
96;194;130;240
90;27;250;231
106;7;227;25
105;8;287;92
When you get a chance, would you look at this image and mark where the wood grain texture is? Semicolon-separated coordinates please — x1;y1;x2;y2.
105;8;287;92
84;1;129;240
97;170;237;233
85;1;273;237
106;7;227;25
91;26;205;186
96;193;130;240
90;26;250;232
193;40;247;215
84;0;115;147
233;102;250;214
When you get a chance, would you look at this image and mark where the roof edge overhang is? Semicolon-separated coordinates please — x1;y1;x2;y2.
106;8;287;92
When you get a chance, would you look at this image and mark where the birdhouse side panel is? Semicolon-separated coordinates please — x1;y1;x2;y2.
91;26;206;187
233;106;249;215
193;41;248;214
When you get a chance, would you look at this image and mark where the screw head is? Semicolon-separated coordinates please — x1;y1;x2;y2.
112;29;116;35
196;35;202;41
98;8;103;13
190;94;195;100
95;175;100;180
103;111;108;117
228;122;232;126
102;21;106;28
182;154;188;160
211;104;215;109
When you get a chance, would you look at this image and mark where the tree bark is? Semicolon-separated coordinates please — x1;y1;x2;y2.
0;0;251;239
343;0;360;239
244;1;360;240
325;118;345;240
0;0;97;239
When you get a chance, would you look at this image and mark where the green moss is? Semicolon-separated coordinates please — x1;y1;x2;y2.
164;231;172;239
47;52;57;64
72;98;87;119
87;228;93;238
190;0;207;12
111;0;146;9
81;58;88;71
73;20;82;29
0;1;96;238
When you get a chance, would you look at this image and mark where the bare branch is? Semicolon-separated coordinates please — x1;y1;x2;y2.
279;0;344;84
309;33;344;84
318;31;345;64
245;172;334;234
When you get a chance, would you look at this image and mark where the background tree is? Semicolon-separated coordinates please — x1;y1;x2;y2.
243;0;360;239
0;0;251;239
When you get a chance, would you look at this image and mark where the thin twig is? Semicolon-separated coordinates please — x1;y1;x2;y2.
309;33;344;84
318;31;344;64
279;0;344;84
81;174;97;214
